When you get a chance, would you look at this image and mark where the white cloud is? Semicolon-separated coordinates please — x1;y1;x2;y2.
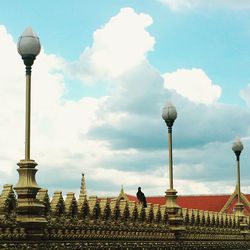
160;0;197;11
86;59;250;196
163;68;221;105
240;84;250;106
0;26;26;173
69;7;155;82
85;165;236;196
0;25;106;187
160;0;250;11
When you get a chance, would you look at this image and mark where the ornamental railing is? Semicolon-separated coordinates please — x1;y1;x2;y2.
0;184;249;250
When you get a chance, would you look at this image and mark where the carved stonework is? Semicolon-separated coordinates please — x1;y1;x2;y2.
37;189;50;216
65;192;77;218
51;191;65;217
0;179;248;248
78;197;89;219
0;184;16;219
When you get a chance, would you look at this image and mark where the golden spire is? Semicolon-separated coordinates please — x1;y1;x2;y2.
120;185;124;195
80;173;87;198
117;184;128;202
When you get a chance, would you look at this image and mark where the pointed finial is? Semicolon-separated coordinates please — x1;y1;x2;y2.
121;185;124;194
80;173;87;197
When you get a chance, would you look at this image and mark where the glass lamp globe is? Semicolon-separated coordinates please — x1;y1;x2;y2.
17;27;41;57
232;138;244;153
162;102;177;125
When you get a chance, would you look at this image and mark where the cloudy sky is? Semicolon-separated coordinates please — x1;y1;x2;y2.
0;1;250;198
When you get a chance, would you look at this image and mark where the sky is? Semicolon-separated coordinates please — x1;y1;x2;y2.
0;0;250;198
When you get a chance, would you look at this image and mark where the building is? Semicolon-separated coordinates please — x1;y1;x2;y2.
0;174;250;249
119;187;250;215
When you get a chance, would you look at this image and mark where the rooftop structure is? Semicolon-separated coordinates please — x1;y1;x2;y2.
0;176;249;249
118;187;250;215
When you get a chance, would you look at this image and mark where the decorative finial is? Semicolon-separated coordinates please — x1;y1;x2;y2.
80;173;87;197
121;185;124;194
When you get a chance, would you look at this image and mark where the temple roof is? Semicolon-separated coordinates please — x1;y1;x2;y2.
119;191;250;215
125;194;229;211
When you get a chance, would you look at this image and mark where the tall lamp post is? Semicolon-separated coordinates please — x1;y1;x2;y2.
14;27;46;237
162;103;184;230
232;138;248;233
232;138;248;225
232;138;244;216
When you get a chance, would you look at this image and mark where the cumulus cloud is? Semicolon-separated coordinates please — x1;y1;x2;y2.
163;68;221;105
240;84;250;106
40;8;250;197
160;0;197;11
160;0;250;11
88;64;248;151
0;26;27;175
69;7;155;82
86;59;250;196
0;25;105;191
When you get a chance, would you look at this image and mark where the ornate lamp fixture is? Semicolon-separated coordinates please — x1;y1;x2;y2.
162;103;177;190
17;26;41;160
232;138;244;217
231;138;248;233
162;103;184;231
14;27;46;237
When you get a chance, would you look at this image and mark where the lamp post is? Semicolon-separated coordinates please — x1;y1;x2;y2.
162;102;184;230
232;139;243;207
232;138;248;234
162;103;177;190
14;27;46;237
232;138;244;217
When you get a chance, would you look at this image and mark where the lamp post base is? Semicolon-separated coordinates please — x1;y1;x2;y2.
234;202;248;234
235;202;244;217
14;159;47;239
165;188;185;232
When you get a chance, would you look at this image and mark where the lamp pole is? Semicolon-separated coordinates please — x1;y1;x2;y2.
231;138;248;233
14;27;46;237
162;103;184;231
232;138;244;216
162;103;177;190
24;54;34;161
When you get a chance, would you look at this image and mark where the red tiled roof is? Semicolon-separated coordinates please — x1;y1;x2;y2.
126;194;235;212
126;194;139;202
176;195;230;212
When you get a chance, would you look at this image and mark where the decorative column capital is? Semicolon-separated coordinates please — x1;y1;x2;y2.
17;159;37;168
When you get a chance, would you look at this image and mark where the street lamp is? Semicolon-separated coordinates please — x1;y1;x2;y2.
162;103;177;190
14;27;46;236
232;138;244;217
17;26;41;160
162;102;184;230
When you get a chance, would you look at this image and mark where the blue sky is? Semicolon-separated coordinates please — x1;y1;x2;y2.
2;0;250;104
0;1;250;197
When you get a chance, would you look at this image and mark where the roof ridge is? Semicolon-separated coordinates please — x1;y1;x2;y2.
126;194;233;197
